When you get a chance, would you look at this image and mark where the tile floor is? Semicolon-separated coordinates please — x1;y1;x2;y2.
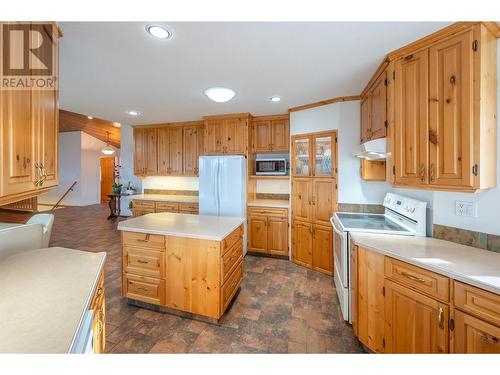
46;204;364;354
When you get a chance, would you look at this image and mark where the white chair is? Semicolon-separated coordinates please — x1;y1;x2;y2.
0;224;44;261
26;213;55;248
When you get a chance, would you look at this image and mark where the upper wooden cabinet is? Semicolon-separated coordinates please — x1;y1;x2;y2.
391;24;497;192
0;23;60;205
133;122;204;177
203;113;250;155
251;115;290;153
291;131;337;178
360;71;387;143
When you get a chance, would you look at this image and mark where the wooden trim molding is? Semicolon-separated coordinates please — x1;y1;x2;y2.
252;114;289;121
288;95;360;113
202;112;252;120
133;120;204;129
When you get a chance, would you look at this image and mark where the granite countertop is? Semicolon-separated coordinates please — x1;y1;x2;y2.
117;212;245;241
350;232;500;295
248;199;290;209
130;194;199;203
0;247;106;353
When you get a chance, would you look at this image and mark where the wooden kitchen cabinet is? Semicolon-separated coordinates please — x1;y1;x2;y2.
292;220;313;268
312;178;336;225
134;127;158;176
90;272;106;354
353;246;385;353
248;207;288;257
360;71;387;143
392;24;497;191
183;125;203;176
132;199;198;216
312;224;333;275
251;115;290;152
0;23;60;205
291;135;311;176
292;131;337;178
291;178;313;222
203;113;250;155
157;126;183;175
454;310;500;354
384;279;449;353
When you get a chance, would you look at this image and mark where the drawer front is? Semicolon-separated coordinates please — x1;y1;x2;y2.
454;281;500;327
248;207;288;218
385;257;450;302
123;247;165;278
155;202;179;212
221;239;243;284
179;202;199;212
132;208;155;217
133;200;155;209
122;231;165;250
123;273;165;305
221;261;243;313
222;225;244;255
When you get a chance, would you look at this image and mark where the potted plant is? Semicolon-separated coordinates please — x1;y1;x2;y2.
113;182;123;194
113;164;123;194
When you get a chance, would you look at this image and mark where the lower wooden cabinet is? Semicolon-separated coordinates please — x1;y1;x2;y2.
454;310;500;354
132;199;199;216
90;272;106;354
351;244;500;354
385;279;449;353
247;207;288;257
292;220;333;275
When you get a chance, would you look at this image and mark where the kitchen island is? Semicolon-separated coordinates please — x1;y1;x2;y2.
117;212;245;321
0;247;106;353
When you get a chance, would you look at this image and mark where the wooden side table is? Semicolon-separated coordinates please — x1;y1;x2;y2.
107;193;129;220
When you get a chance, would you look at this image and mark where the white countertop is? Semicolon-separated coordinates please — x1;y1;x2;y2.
130;194;198;203
0;222;23;230
350;232;500;295
117;212;245;241
0;247;106;353
248;199;290;209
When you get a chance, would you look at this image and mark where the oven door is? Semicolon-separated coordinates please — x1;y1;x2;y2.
331;216;349;321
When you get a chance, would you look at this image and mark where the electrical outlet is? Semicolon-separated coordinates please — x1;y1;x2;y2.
455;201;477;217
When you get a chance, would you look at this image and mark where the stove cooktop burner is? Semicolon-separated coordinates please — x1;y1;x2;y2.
335;212;410;232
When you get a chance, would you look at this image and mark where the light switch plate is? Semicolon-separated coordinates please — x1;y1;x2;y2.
455;201;477;217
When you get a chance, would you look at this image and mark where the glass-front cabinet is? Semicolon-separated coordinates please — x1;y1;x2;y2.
292;131;336;178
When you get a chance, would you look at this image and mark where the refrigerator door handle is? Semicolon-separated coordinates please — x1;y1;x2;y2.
216;157;221;216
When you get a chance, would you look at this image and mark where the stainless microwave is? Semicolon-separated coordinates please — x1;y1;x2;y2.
255;158;287;175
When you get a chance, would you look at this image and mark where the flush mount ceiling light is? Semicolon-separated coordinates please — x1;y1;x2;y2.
87;115;93;120
126;110;141;116
146;24;172;40
269;96;281;102
204;87;236;103
101;131;115;155
113;122;121;128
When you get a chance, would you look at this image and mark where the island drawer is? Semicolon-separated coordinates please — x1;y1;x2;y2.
454;281;500;327
221;261;243;313
123;273;165;305
133;200;155;209
122;232;165;250
221;239;243;284
248;207;287;218
123;247;165;278
179;202;199;213
385;257;450;302
155;202;179;212
222;225;244;255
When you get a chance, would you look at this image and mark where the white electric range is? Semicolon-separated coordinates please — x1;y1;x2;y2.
330;193;427;322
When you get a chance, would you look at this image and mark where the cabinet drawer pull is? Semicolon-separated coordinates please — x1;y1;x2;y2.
137;259;149;264
438;307;444;329
400;270;426;284
137;234;151;242
95;287;103;297
404;54;414;61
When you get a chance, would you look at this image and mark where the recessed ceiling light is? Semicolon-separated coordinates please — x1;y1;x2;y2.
270;96;281;102
146;24;172;40
87;115;93;120
126;110;141;116
204;87;236;103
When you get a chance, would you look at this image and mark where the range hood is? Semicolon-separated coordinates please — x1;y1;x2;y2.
353;138;390;160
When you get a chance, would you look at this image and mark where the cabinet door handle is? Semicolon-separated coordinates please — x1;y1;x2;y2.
137;259;149;264
400;270;426;284
137;234;151;242
438;307;445;330
419;164;426;183
430;163;436;182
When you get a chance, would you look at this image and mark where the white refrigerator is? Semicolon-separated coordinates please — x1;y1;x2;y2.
199;155;247;254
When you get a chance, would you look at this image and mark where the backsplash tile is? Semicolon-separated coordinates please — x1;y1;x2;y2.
433;224;499;253
337;203;385;214
144;189;198;196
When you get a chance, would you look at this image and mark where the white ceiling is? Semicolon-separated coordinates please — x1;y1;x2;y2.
59;22;451;125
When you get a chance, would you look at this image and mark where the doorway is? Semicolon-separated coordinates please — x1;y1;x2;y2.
100;157;115;203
